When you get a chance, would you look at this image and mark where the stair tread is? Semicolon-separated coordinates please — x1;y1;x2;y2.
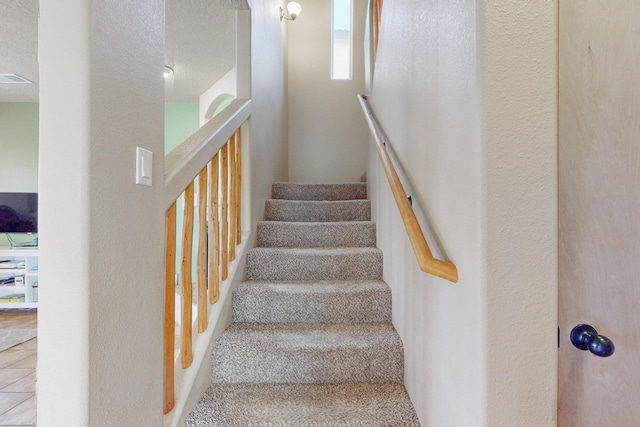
233;280;391;323
185;383;420;427
266;200;370;208
212;323;404;384
218;321;401;343
272;182;367;201
237;278;389;288
265;199;371;222
259;220;375;225
257;220;376;248
249;246;382;254
246;247;383;281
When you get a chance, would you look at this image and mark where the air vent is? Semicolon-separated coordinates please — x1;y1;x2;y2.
0;74;32;84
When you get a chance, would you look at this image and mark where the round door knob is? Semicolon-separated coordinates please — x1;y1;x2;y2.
570;324;615;357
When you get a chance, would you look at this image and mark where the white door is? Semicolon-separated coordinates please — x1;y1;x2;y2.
559;1;640;425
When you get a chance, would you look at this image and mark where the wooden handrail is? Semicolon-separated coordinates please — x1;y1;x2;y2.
357;94;458;283
163;122;246;415
164;98;251;210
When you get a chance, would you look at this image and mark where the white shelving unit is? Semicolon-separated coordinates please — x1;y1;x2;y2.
0;248;38;309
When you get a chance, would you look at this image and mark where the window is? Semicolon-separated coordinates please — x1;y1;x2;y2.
331;0;353;80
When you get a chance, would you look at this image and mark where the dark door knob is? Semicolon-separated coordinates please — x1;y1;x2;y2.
570;324;615;357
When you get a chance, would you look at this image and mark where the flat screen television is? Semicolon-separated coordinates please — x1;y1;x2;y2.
0;193;38;233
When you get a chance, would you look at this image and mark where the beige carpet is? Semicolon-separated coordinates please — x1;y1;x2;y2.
185;183;420;426
0;329;37;352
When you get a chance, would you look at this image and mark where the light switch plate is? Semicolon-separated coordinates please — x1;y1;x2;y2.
136;147;153;186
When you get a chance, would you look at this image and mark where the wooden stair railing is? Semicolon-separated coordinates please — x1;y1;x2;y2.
163;99;249;414
357;94;458;283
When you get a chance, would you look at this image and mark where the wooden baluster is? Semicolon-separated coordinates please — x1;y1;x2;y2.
221;143;229;280
163;202;176;414
181;183;194;368
229;134;237;261
373;0;383;56
197;169;208;333
208;155;220;304
235;128;242;245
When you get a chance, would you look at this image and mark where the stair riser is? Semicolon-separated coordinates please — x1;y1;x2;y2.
257;221;376;248
233;283;392;323
272;182;367;201
185;383;420;427
246;249;383;281
212;337;403;384
265;200;371;222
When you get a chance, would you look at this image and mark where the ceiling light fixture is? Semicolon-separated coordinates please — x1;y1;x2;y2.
280;2;302;21
164;65;174;78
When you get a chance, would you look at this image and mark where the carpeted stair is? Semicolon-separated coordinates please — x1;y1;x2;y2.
185;182;420;426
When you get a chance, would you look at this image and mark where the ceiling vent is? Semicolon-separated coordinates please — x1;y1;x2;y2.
0;74;32;84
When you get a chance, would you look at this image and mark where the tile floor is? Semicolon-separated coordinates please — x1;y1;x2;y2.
0;309;36;427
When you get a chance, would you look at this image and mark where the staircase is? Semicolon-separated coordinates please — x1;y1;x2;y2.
185;183;420;426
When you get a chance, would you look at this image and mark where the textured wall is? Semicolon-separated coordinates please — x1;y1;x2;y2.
482;1;557;425
164;0;236;102
0;0;38;102
369;0;557;425
287;0;369;183
38;1;165;425
38;0;289;425
370;1;484;424
249;0;289;221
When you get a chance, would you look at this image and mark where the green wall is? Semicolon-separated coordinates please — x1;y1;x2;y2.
165;102;200;154
165;102;201;282
0;103;39;192
0;103;39;246
0;102;200;250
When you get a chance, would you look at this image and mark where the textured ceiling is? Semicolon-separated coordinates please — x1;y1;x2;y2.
0;0;39;102
0;0;239;103
165;0;237;102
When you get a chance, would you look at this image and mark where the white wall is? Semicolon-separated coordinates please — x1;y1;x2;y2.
287;0;369;183
38;1;165;425
369;1;557;426
249;0;289;218
199;67;237;125
482;2;557;425
38;0;288;424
